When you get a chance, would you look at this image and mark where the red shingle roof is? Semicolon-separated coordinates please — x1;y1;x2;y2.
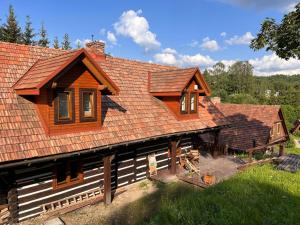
13;49;119;95
149;67;210;95
149;67;196;93
0;41;227;164
216;103;287;151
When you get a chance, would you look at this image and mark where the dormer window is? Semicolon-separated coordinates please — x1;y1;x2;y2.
190;93;197;113
180;93;188;114
54;89;75;124
80;89;97;122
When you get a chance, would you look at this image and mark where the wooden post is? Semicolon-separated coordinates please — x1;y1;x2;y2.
213;130;220;158
248;150;253;162
7;184;18;223
103;154;112;205
279;144;285;157
170;140;177;175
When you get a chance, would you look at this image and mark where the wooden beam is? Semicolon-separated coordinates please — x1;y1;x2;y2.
82;57;117;95
103;155;113;205
15;88;40;95
7;184;18;223
213;130;220;158
170;140;177;174
279;144;285;157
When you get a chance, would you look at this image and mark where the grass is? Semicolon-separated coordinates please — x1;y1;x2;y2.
286;135;300;154
105;165;300;225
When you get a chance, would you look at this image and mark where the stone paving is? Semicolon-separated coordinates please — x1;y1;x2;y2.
196;152;245;183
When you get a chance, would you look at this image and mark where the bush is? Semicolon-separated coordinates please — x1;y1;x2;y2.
294;130;300;137
285;139;295;148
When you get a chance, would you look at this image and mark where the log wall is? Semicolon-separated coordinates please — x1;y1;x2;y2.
11;136;192;222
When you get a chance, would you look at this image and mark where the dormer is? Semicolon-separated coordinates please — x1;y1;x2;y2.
149;67;210;120
14;46;119;135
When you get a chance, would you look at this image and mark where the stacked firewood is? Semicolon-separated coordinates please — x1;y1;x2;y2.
0;205;9;225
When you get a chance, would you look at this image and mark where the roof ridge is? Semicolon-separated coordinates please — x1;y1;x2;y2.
151;67;197;74
218;103;280;108
0;41;67;53
106;55;178;69
37;49;78;62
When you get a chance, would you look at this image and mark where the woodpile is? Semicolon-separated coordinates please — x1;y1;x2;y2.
0;205;9;225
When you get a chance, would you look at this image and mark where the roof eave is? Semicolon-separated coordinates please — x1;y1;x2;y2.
15;88;40;95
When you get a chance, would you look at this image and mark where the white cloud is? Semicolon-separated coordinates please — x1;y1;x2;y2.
201;37;220;52
154;46;300;76
189;40;199;47
225;32;254;45
180;54;216;67
283;2;298;13
220;32;227;37
107;31;117;45
74;39;93;47
154;49;178;65
154;48;216;67
249;53;300;76
100;28;106;35
218;0;297;11
114;9;161;51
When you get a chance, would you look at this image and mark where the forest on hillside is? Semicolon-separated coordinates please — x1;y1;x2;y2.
203;61;300;131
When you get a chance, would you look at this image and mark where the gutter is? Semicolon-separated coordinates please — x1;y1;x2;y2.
0;125;227;169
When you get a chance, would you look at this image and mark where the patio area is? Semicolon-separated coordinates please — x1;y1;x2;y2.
151;151;245;188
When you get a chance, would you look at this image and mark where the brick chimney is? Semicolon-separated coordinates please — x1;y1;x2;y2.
211;97;221;104
85;41;106;59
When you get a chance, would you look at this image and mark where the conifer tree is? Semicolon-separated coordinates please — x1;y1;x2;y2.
76;40;81;49
22;16;35;45
0;21;3;41
61;33;72;50
37;22;49;47
53;36;60;49
1;5;22;43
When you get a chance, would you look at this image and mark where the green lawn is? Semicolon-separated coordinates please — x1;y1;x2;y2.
106;165;300;225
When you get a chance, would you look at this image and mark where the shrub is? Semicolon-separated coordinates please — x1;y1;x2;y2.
285;139;295;148
294;130;300;137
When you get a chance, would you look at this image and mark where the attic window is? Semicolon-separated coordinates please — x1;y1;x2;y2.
277;122;281;135
180;93;188;114
80;89;97;122
190;93;197;113
54;89;75;124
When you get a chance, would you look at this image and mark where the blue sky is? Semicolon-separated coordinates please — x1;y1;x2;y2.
0;0;299;75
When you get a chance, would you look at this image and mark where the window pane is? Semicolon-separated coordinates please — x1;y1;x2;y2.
70;161;79;180
181;95;186;111
57;164;67;184
191;95;195;111
83;92;93;117
58;92;69;119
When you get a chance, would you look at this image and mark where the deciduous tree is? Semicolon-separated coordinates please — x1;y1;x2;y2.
250;3;300;60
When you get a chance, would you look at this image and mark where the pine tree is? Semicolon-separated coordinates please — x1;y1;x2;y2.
61;33;72;50
0;22;3;41
38;22;49;47
53;36;59;49
22;16;35;45
1;5;22;43
76;40;81;49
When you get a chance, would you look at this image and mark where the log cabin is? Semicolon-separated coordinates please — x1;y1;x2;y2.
0;41;229;223
0;41;290;223
210;97;289;158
